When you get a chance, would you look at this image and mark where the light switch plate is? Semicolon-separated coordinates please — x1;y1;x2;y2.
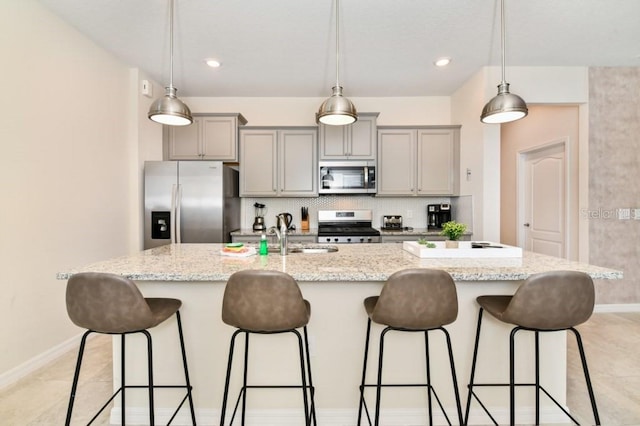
141;79;153;97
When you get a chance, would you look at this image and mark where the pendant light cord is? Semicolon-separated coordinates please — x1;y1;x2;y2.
169;0;175;89
500;0;506;84
335;0;340;88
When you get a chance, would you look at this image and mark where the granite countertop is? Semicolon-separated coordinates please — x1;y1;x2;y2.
57;243;622;283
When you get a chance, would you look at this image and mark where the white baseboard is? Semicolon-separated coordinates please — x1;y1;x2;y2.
594;303;640;313
0;331;86;390
110;406;573;425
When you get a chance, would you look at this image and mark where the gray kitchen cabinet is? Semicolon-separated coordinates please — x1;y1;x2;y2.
319;113;378;160
239;127;318;197
165;113;247;161
377;126;460;196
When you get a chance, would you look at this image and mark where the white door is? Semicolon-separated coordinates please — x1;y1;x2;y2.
519;141;567;258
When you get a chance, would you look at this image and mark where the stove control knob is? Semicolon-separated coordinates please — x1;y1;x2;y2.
325;238;331;243
347;238;351;243
360;237;365;243
367;237;372;243
334;238;339;242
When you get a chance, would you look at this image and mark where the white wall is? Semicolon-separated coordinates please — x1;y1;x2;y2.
0;0;138;380
185;96;451;126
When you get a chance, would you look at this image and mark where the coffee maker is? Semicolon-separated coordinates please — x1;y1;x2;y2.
252;202;267;231
427;203;451;229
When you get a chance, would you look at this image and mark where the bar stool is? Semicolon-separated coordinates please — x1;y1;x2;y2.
357;268;463;426
220;270;316;426
464;270;600;425
65;272;196;426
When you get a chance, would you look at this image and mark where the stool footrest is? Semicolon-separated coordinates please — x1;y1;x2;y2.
468;382;579;425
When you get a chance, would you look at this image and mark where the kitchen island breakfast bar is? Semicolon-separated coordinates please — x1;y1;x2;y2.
58;243;621;425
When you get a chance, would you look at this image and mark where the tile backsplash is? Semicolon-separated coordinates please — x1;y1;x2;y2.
242;195;474;232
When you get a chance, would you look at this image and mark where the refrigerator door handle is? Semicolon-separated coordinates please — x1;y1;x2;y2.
176;184;183;244
170;184;177;243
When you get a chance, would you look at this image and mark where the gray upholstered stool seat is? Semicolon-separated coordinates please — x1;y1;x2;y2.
358;268;463;426
220;270;316;426
65;272;196;426
465;270;600;425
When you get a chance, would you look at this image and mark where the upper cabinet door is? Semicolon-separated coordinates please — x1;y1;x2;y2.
416;128;460;196
201;116;239;160
377;129;416;196
318;124;347;159
348;114;377;159
239;129;278;196
319;112;378;160
167;119;202;160
279;129;318;196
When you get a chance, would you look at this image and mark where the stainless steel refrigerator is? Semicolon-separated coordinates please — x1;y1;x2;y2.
144;161;240;249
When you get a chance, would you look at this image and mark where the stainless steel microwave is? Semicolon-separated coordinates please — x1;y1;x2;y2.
319;161;376;194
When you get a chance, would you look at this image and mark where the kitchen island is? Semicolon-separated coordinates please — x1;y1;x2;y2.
58;243;621;425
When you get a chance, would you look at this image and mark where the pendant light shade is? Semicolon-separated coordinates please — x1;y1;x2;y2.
148;0;193;126
317;0;357;126
317;86;357;125
480;0;527;124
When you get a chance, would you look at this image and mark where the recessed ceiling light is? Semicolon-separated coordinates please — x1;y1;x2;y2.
434;57;451;67
205;59;222;68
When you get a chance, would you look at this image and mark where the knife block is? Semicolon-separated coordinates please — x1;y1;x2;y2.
301;219;309;231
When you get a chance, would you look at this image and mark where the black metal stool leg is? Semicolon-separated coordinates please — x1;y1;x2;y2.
424;331;433;426
220;330;241;426
175;311;197;425
65;330;92;426
570;327;600;425
509;327;523;426
464;307;484;425
374;327;390;426
121;333;126;426
142;330;155;426
357;318;372;425
303;326;317;426
293;329;311;426
241;332;249;426
441;327;464;426
535;331;540;425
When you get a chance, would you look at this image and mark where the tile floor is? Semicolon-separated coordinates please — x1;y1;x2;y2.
0;312;639;425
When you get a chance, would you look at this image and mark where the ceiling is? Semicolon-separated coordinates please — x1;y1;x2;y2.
37;0;640;98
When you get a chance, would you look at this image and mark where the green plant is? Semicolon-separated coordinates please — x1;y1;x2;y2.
440;221;467;241
417;238;436;248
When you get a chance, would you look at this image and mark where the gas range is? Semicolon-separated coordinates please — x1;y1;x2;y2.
317;210;381;244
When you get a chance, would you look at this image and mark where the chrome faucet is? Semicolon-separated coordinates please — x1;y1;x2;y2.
270;214;289;255
269;214;289;256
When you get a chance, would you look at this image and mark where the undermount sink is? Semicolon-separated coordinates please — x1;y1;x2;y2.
267;244;338;254
290;245;339;254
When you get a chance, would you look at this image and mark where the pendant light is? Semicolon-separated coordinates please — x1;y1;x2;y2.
148;0;193;126
480;0;528;124
316;0;357;126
